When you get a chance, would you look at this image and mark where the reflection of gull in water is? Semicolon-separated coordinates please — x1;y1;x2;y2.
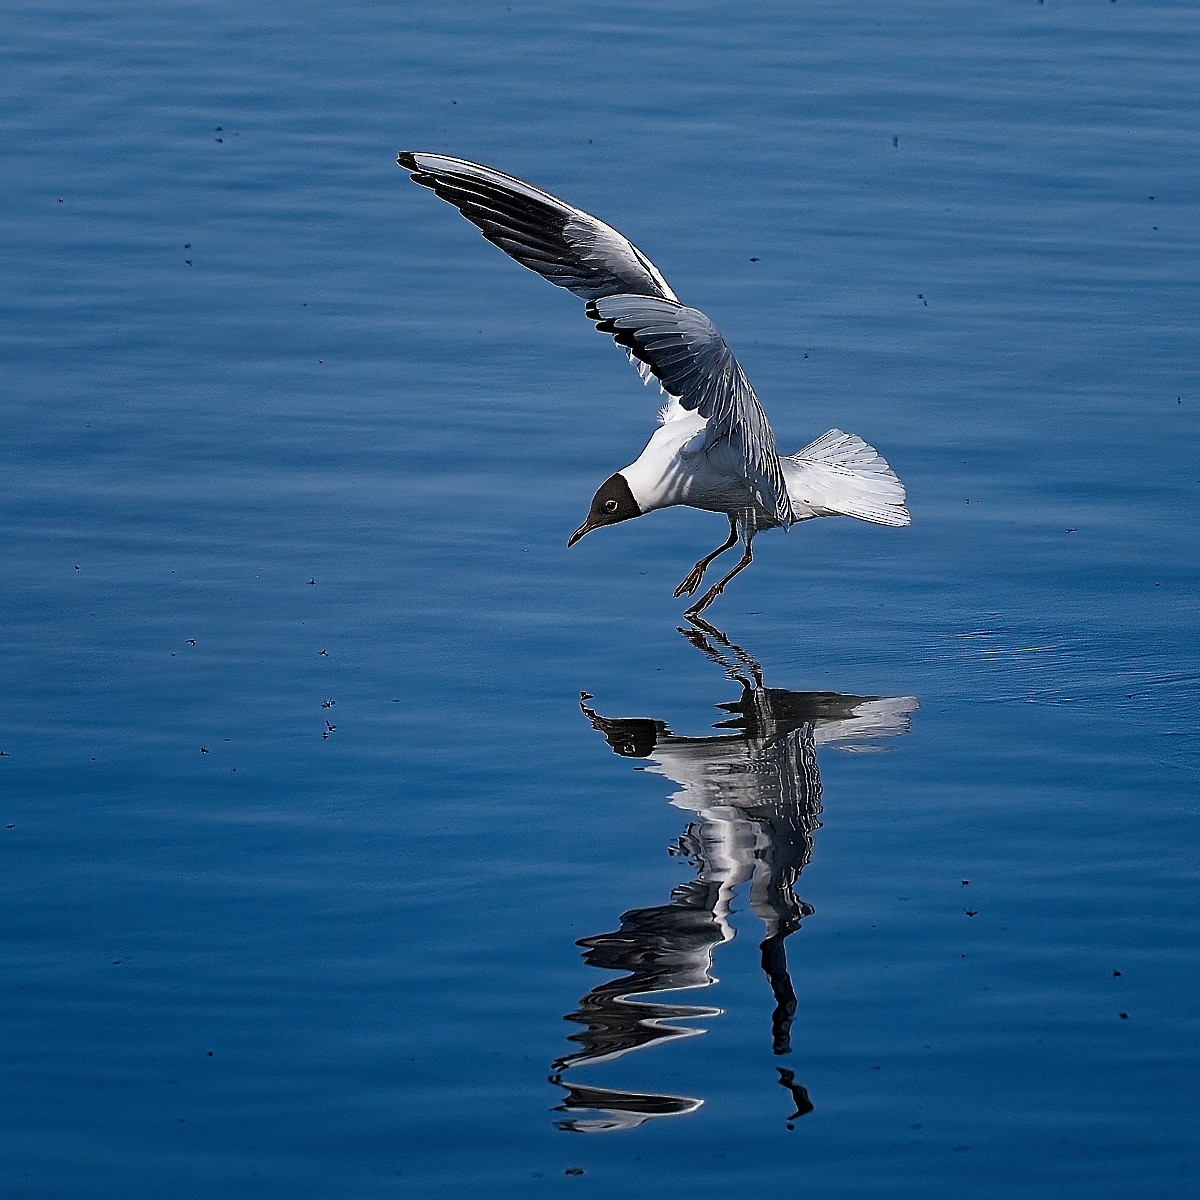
552;618;918;1133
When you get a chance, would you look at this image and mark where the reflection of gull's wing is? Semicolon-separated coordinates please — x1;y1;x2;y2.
553;879;727;1075
552;1080;702;1134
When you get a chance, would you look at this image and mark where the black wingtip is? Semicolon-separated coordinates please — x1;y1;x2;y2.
586;299;656;373
585;297;622;338
396;151;419;171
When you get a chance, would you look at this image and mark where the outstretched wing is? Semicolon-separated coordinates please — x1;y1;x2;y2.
398;152;789;523
397;152;677;304
587;295;791;527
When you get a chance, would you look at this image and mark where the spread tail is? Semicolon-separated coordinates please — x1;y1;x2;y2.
783;429;910;527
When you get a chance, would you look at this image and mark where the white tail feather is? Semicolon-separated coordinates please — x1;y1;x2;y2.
782;429;910;527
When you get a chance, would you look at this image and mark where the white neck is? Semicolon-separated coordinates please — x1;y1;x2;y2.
620;455;675;513
620;422;701;513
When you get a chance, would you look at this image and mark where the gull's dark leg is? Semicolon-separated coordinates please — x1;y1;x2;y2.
685;535;754;616
673;515;739;598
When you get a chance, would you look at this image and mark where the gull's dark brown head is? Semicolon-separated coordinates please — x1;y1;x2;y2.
568;472;642;547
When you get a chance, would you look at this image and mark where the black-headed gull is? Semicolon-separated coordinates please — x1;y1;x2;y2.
397;152;910;614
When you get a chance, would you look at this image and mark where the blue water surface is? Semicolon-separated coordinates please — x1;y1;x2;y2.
3;1;1198;1197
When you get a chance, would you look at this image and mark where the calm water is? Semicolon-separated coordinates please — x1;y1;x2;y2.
3;1;1198;1196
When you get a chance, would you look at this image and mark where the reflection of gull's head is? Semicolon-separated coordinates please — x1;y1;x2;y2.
579;705;665;759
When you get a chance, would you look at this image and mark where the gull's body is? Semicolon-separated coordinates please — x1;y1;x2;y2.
397;152;910;613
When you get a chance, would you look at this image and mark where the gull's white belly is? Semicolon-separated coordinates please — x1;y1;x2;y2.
622;418;762;517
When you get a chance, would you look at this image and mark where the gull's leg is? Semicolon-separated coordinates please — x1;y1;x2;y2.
685;535;754;616
673;515;739;598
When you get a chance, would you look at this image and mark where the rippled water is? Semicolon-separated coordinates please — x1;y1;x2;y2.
4;1;1198;1196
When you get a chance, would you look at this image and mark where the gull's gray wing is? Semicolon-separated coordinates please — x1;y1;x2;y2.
587;295;792;527
397;152;678;304
397;151;787;509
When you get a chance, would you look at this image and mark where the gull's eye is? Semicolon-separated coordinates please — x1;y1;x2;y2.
603;498;619;514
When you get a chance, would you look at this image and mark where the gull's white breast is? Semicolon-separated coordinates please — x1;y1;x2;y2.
621;415;758;517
